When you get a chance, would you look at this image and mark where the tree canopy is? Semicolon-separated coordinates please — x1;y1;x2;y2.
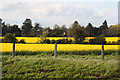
1;18;120;37
68;21;85;43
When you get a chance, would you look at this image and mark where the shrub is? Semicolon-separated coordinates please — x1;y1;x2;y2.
51;39;55;44
56;39;62;44
39;38;45;44
3;33;17;43
117;40;120;45
56;38;71;44
94;35;107;44
68;39;72;44
50;39;73;44
18;39;26;43
0;38;2;43
107;41;118;45
89;35;106;44
112;52;119;56
65;38;73;44
0;38;4;43
44;39;50;44
111;41;116;45
89;39;95;44
82;42;89;44
107;41;111;45
61;39;66;44
65;38;68;44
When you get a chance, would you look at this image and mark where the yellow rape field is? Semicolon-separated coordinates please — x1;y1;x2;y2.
84;37;120;42
1;37;119;43
1;43;119;52
15;37;120;43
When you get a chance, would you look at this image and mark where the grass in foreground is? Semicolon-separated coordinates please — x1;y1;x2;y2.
2;52;120;79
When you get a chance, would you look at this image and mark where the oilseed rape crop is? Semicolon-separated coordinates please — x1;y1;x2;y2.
0;37;119;52
1;43;119;52
16;37;120;43
0;37;119;43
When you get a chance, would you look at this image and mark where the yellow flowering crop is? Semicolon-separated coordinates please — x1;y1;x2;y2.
1;43;119;52
16;37;119;43
0;37;119;43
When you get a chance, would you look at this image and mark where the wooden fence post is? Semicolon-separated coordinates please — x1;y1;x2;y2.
101;44;104;60
12;43;15;58
54;43;57;58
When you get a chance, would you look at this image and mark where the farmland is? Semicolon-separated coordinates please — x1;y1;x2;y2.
1;37;120;43
1;2;120;79
1;43;119;52
16;37;120;43
1;37;120;79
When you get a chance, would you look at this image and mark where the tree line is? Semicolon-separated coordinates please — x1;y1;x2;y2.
0;18;120;37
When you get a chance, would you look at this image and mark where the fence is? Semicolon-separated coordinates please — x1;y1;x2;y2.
1;43;118;60
1;43;119;59
12;43;105;59
1;43;118;52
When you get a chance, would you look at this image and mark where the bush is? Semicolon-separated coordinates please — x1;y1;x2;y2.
82;42;89;44
51;40;55;44
112;52;119;56
89;39;95;44
111;41;117;45
68;39;73;44
89;35;106;44
107;41;111;45
0;38;2;43
94;35;106;44
56;39;62;44
44;39;50;44
50;39;73;44
18;39;26;43
117;40;120;45
61;39;66;44
107;41;119;45
3;33;17;43
0;38;4;43
64;38;72;44
39;37;45;44
56;39;69;44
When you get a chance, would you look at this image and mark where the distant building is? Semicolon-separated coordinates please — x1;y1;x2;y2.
62;31;67;37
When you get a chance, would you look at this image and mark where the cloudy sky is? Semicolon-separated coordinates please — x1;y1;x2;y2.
0;0;119;28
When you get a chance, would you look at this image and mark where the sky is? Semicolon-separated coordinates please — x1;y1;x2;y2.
0;0;119;28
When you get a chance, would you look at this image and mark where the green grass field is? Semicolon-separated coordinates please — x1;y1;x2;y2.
2;51;120;79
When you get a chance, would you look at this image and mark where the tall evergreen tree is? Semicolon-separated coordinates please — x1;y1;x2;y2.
97;20;108;36
21;18;33;36
100;20;108;29
86;23;95;36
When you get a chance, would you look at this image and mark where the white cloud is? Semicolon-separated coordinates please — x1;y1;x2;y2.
1;2;118;28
